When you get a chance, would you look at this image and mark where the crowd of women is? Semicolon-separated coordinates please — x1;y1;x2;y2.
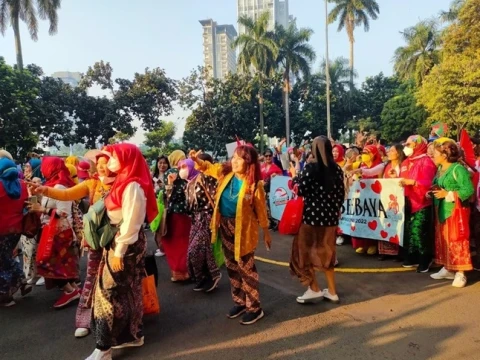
0;130;479;359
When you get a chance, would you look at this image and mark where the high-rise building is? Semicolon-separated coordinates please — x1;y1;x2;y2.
51;71;82;87
199;19;237;80
237;0;289;35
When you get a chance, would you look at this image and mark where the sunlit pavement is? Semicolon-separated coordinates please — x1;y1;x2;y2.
1;231;480;360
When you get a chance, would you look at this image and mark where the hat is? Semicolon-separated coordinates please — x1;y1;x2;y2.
0;149;13;161
77;161;91;179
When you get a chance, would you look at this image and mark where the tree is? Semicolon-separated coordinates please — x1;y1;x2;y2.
318;57;352;94
439;0;466;23
80;60;178;131
358;73;400;124
0;58;74;158
418;0;480;137
143;121;177;159
274;23;315;146
393;20;441;85
233;12;279;152
381;82;428;143
0;0;61;70
328;0;380;89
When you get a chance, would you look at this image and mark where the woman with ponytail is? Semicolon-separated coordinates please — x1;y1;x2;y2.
191;145;270;325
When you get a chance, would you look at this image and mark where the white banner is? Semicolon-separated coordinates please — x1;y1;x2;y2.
338;179;405;246
269;176;293;221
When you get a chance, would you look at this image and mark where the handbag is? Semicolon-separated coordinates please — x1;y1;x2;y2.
142;271;160;315
150;191;165;233
212;234;225;268
279;189;304;235
36;210;58;262
22;212;42;238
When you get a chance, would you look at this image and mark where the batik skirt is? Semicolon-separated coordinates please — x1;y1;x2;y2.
91;232;146;349
0;234;24;302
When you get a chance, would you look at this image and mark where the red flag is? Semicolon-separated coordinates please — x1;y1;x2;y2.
460;129;476;169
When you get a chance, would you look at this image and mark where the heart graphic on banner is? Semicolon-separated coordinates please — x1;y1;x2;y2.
350;224;356;232
368;220;378;231
380;230;388;239
287;180;293;190
389;234;400;244
387;223;391;228
360;182;366;189
371;180;382;194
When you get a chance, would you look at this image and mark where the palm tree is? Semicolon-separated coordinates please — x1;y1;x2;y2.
275;24;315;146
318;56;353;94
0;0;61;70
327;0;380;89
233;12;278;153
393;20;441;85
439;0;465;23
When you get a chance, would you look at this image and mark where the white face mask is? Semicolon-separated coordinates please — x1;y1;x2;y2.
403;147;414;157
107;157;120;172
99;176;105;183
179;168;189;180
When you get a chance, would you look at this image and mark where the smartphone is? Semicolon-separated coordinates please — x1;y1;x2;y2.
28;196;38;204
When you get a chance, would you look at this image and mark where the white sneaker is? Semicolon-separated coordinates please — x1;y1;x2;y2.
430;267;455;280
155;249;165;257
296;287;323;304
36;277;45;286
0;300;16;307
85;349;112;360
112;336;144;349
336;236;344;246
322;289;340;303
27;277;37;285
452;272;467;288
75;327;90;338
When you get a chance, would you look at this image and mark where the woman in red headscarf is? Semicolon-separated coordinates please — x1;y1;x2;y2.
351;145;383;255
30;152;116;338
332;144;346;168
86;144;157;360
27;157;80;308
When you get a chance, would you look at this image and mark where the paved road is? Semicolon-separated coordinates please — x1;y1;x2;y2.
1;232;480;360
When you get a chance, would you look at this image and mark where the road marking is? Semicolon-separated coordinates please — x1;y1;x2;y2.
254;256;416;273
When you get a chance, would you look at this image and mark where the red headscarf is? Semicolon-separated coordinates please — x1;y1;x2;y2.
104;144;158;223
333;144;345;163
42;157;76;188
377;145;387;158
362;145;382;169
406;135;428;159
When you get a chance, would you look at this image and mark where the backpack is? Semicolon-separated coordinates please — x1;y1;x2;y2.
83;198;122;251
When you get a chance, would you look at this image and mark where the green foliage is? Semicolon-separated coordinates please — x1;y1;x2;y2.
0;0;62;70
418;0;480;136
381;82;428;142
393;19;441;85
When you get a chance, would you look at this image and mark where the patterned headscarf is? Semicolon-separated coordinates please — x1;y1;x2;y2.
406;135;428;158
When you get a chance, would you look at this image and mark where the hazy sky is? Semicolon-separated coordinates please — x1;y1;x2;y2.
0;0;452;144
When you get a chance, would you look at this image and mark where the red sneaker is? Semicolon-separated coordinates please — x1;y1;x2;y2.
53;289;80;309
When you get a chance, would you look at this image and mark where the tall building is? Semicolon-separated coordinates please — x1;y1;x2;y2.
199;19;237;80
51;71;82;87
237;0;289;35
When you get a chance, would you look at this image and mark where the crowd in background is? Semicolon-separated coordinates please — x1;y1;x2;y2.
1;126;480;359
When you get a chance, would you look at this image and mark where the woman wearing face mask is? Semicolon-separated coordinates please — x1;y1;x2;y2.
351;145;382;255
179;158;221;292
191;145;270;325
430;139;473;287
399;135;437;272
162;150;192;282
30;151;116;338
86;144;157;360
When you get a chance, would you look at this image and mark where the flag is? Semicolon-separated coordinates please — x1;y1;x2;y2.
460;129;476;169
